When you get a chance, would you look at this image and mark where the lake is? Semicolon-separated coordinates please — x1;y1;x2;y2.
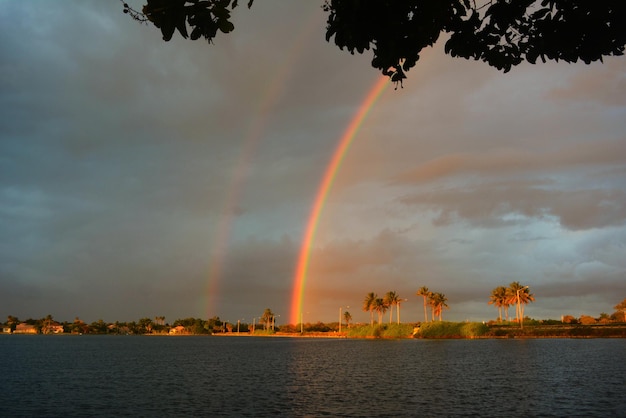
1;335;624;417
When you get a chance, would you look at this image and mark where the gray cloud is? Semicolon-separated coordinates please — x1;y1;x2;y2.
399;183;626;230
1;1;625;325
391;139;626;184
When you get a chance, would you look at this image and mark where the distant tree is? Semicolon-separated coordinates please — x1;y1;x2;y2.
597;313;611;324
308;321;332;332
363;292;377;326
507;282;534;325
488;286;508;322
173;317;210;334
278;323;297;333
373;297;387;325
384;291;400;324
416;286;431;323
71;317;89;334
90;319;109;334
39;314;54;334
343;311;352;328
261;308;274;331
430;292;449;321
123;0;626;82
614;298;626;322
126;321;139;334
138;317;154;334
206;316;223;333
6;315;19;331
579;315;596;325
396;297;406;324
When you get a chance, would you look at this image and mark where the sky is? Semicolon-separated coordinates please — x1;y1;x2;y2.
1;1;625;326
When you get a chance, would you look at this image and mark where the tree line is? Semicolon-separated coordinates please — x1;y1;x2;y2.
360;288;448;327
488;281;534;324
3;308;290;335
4;296;625;335
3;315;230;335
416;286;449;322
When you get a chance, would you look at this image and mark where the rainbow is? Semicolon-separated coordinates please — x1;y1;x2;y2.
290;76;389;325
205;11;320;318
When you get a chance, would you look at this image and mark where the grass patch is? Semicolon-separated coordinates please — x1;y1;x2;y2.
252;329;275;336
346;323;414;338
415;321;489;338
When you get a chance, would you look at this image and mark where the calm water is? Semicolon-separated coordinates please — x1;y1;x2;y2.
1;335;625;417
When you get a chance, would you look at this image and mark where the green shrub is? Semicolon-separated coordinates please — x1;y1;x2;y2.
417;321;460;338
346;325;376;338
569;326;593;337
492;328;510;337
381;323;414;338
253;329;275;336
372;325;384;338
345;323;414;338
414;321;489;338
460;322;489;337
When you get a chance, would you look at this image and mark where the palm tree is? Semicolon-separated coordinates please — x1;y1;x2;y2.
488;286;508;322
261;308;274;331
416;286;431;322
507;282;533;325
514;283;534;325
504;286;518;322
520;288;534;321
396;298;406;324
615;298;626;322
428;293;437;322
343;311;352;328
507;282;522;323
384;291;400;324
373;298;387;325
42;314;54;334
430;292;449;321
363;292;377;326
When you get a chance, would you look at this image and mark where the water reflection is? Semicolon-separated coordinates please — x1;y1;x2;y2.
0;336;624;417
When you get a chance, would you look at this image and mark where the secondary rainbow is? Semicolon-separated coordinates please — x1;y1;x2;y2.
205;12;320;318
290;76;389;325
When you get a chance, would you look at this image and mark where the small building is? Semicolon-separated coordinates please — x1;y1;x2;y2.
169;325;186;335
49;324;64;334
2;327;12;334
13;323;37;334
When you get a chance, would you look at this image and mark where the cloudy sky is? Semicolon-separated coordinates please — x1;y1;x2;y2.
2;1;625;325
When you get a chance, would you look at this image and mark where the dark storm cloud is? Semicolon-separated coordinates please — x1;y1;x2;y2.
1;1;625;324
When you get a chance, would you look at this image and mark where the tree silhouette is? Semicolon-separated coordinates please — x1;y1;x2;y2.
123;0;626;81
384;291;400;324
416;286;431;323
343;310;352;328
363;292;377;326
488;286;508;322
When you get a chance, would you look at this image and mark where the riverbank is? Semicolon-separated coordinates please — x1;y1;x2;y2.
211;323;626;339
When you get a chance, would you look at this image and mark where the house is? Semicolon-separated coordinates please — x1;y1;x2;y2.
2;327;11;334
49;324;64;334
169;325;186;335
13;323;37;334
41;321;65;334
